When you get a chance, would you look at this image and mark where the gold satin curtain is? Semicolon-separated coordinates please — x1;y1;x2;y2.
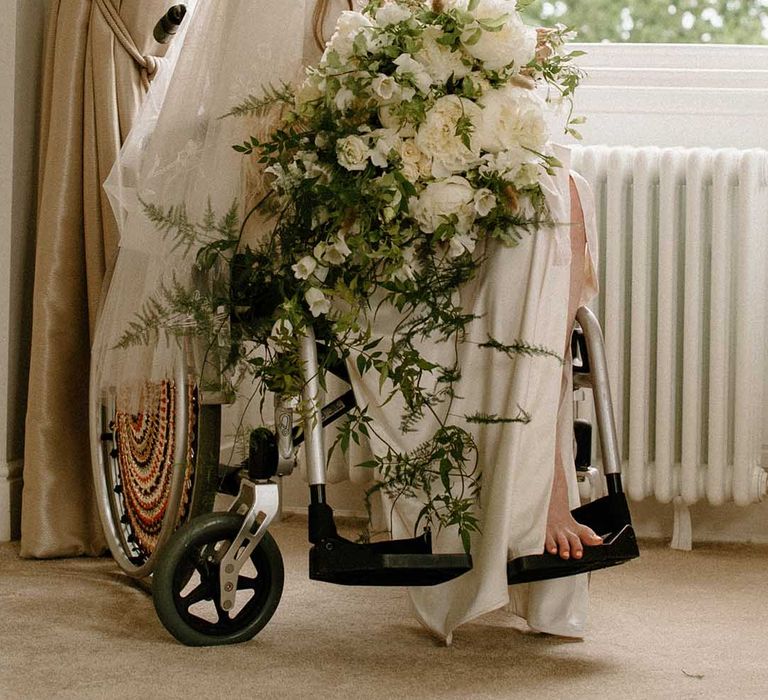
21;0;176;557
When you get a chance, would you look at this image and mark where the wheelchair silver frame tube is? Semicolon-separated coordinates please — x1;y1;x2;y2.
297;325;327;487
575;306;622;477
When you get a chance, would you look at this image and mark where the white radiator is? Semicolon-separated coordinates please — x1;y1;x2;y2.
571;146;768;544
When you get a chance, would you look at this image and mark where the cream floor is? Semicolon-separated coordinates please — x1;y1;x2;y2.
1;516;766;699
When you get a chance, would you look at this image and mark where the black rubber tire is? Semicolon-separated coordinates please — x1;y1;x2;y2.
152;512;283;646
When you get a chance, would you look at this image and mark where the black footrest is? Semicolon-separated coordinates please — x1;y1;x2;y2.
507;493;640;585
310;532;473;587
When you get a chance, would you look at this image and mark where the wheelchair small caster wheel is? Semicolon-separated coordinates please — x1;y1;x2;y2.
152;512;283;646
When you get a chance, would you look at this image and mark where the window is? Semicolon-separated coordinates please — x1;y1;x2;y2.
522;0;768;45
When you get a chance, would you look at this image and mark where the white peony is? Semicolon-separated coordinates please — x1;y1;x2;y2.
305;288;331;317
416;26;471;83
475;86;549;153
415;95;482;178
394;54;433;95
325;11;374;61
375;3;412;26
462;0;536;72
409;176;476;234
473;188;497;216
292;256;317;280
336;135;370;171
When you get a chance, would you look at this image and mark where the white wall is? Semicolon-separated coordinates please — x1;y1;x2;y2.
0;0;46;541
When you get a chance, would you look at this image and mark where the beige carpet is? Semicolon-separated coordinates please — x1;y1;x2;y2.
1;516;766;699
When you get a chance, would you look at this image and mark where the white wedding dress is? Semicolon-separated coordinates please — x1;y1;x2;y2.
311;1;601;643
99;0;601;644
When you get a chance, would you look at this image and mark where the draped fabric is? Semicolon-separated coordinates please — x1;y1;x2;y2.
21;0;180;557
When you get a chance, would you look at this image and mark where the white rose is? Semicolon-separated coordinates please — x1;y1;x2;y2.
371;74;398;101
394;53;433;95
325;11;374;60
415;95;482;178
337;135;370;171
409;176;476;234
473;188;497;216
475;86;549;154
292;256;317;280
399;140;431;182
462;1;536;72
416;26;471;83
447;231;477;258
375;4;412;26
305;288;331;317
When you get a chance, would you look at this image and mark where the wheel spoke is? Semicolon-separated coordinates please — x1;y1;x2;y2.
181;582;210;608
213;594;230;623
237;575;259;591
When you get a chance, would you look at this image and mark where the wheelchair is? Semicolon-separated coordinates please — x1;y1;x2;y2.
90;305;639;646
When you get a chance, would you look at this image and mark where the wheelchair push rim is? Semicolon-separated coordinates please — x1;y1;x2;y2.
89;359;218;579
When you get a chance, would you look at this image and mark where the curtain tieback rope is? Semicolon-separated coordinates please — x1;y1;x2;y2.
94;0;162;90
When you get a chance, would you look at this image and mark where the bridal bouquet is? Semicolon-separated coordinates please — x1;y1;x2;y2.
132;0;585;548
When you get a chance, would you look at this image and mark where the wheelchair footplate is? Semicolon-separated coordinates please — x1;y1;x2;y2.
507;491;640;585
310;530;473;587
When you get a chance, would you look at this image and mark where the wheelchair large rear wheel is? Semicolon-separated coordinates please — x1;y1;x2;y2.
152;512;284;646
90;367;221;579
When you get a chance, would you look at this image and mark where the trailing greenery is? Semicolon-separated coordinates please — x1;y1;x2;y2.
119;0;582;552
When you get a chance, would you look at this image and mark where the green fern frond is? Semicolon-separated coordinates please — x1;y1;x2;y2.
479;335;563;364
221;83;295;119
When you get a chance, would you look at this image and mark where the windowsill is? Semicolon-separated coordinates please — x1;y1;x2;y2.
566;43;768;149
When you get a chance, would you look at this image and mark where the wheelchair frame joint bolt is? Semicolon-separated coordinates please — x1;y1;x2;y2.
222;599;233;610
225;564;234;573
224;582;234;592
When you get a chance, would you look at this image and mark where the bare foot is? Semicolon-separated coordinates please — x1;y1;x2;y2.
545;458;603;560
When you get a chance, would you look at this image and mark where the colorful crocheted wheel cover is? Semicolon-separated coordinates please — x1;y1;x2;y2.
114;380;196;559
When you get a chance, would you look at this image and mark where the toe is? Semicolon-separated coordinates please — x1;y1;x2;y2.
577;524;603;546
556;532;570;560
545;533;558;555
566;530;583;559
